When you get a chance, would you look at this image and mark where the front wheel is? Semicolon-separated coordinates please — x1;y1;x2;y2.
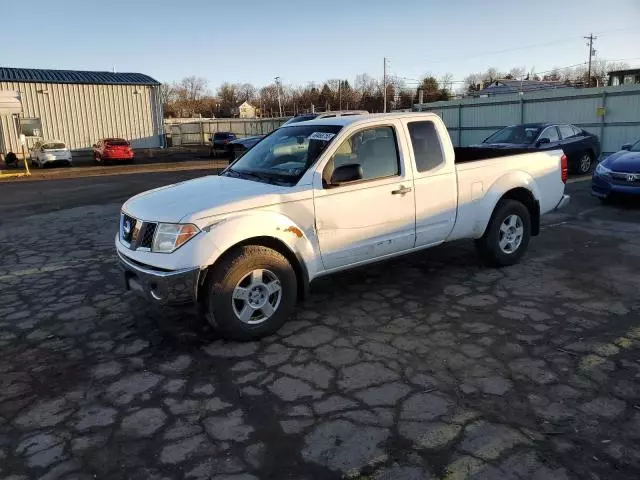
475;199;531;267
202;245;297;341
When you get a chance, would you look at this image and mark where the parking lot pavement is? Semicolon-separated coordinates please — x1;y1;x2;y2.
1;158;228;182
1;175;640;479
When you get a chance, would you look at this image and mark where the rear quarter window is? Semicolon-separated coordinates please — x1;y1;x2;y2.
407;121;445;172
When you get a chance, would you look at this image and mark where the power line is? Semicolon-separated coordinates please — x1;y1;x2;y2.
413;28;639;67
393;56;640;89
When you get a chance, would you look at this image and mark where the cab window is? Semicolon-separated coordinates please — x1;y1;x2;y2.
407;121;444;172
324;126;399;185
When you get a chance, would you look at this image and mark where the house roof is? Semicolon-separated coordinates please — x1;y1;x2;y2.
479;79;570;95
0;67;159;86
608;69;640;76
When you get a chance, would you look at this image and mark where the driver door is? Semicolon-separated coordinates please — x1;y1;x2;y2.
313;124;416;271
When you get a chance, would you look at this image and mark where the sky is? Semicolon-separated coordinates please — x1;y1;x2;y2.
2;0;639;92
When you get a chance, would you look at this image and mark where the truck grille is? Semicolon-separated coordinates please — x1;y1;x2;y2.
138;222;157;249
120;213;157;250
121;213;137;244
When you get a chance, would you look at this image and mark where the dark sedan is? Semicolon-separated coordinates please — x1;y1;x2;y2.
228;135;264;160
592;140;640;200
209;132;237;157
473;123;601;174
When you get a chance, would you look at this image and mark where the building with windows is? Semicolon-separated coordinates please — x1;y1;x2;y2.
608;69;640;86
0;67;163;157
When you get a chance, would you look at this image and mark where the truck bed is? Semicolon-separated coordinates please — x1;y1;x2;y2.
454;146;534;164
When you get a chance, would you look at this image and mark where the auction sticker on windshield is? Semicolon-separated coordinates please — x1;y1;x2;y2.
308;132;336;141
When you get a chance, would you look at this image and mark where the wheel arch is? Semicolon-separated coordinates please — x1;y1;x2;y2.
197;235;310;304
481;186;540;238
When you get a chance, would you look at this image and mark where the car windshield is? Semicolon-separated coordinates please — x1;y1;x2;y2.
42;142;66;150
484;125;542;144
106;139;129;146
214;133;232;139
222;124;342;186
631;140;640;152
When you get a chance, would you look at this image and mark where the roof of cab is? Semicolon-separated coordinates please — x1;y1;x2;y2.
279;112;438;128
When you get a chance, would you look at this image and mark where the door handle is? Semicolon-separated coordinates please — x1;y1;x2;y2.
391;185;412;195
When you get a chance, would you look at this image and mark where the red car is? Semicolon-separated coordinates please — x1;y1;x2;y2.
93;138;134;164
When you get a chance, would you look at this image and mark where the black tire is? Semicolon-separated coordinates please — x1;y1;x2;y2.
203;245;297;341
475;199;531;267
577;151;594;174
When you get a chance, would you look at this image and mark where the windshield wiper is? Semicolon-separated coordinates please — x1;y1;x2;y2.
223;167;293;186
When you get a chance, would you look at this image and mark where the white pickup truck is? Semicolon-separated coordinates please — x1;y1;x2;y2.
116;112;569;340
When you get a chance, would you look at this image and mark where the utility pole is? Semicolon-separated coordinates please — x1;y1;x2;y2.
339;80;342;110
584;33;597;88
383;57;387;113
275;76;283;117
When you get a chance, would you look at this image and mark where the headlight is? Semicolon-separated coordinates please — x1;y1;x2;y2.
152;223;200;253
595;163;611;176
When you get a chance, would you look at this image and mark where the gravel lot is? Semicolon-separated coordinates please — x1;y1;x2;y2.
1;171;639;480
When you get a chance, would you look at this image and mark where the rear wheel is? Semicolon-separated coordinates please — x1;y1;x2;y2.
577;151;594;174
203;245;297;341
475;199;531;267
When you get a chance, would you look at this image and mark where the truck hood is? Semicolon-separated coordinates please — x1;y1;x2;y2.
603;150;640;173
122;175;297;224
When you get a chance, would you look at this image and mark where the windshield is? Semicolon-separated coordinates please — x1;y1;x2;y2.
214;132;233;139
106;139;129;146
484;125;542;144
42;142;66;150
631;140;640;152
222;124;342;186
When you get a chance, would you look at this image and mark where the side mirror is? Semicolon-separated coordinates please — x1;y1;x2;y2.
621;143;632;151
330;164;363;185
537;138;551;146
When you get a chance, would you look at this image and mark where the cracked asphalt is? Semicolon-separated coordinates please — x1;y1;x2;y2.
1;171;639;480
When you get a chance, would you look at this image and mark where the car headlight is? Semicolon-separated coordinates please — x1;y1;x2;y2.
595;163;611;176
152;223;200;253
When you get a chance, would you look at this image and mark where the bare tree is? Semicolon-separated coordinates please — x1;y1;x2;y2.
237;83;256;103
508;67;526;80
216;83;238;117
464;73;483;92
159;83;176;106
355;73;377;96
439;73;454;93
176;76;208;101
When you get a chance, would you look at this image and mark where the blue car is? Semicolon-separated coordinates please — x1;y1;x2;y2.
592;139;640;200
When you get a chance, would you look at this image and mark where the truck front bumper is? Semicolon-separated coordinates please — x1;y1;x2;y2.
117;251;201;305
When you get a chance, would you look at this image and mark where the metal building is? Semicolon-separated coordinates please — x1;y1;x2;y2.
0;67;163;157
